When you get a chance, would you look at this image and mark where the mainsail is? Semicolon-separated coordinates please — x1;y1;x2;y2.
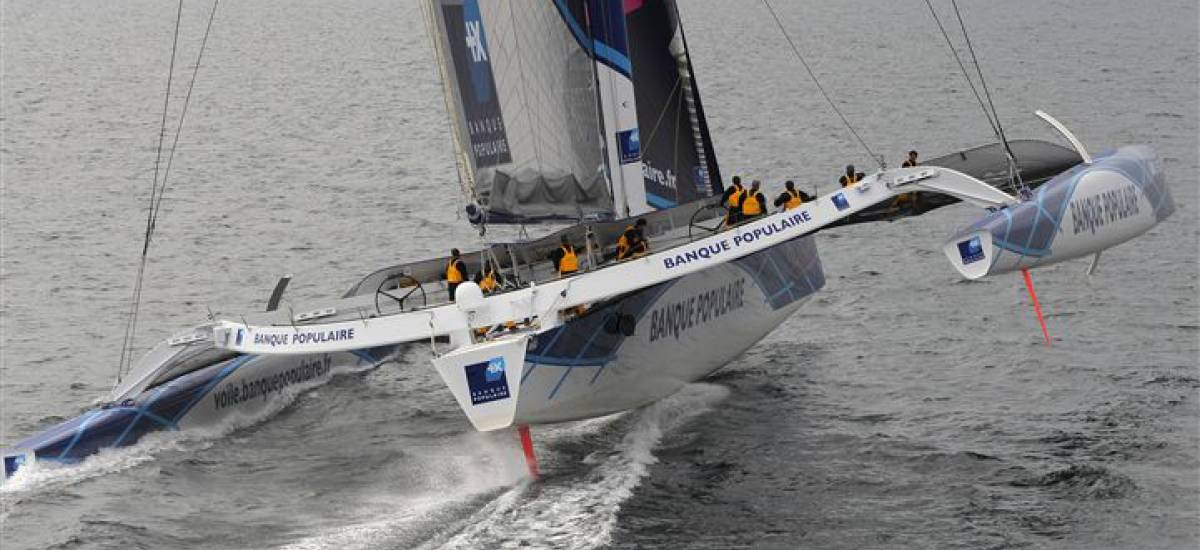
427;0;611;223
425;0;723;224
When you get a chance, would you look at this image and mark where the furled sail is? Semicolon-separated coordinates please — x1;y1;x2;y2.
427;0;613;223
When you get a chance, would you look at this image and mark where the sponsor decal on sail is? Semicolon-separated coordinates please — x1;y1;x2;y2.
618;128;641;164
441;0;511;168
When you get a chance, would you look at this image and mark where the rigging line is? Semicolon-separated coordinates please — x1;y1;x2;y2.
949;0;1026;191
420;1;478;218
671;84;684;205
116;0;186;384
641;75;683;152
759;0;882;169
579;0;616;214
151;0;221;232
142;0;185;258
118;0;221;382
922;0;1000;139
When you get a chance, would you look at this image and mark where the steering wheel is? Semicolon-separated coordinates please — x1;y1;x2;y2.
375;273;426;315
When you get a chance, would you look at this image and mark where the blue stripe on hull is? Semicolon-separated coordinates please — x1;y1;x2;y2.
522;235;825;407
3;345;398;468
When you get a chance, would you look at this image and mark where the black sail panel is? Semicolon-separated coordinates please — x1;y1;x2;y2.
625;0;723;209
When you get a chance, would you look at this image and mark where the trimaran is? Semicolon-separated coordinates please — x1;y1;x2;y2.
3;0;1173;481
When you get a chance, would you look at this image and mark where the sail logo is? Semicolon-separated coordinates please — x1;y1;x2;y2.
618;128;641;164
465;20;488;63
442;0;511;168
465;356;510;405
831;192;850;211
461;0;493;104
642;160;677;190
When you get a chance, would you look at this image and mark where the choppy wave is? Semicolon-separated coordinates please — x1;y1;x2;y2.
1;382;319;502
431;383;730;550
1012;463;1138;500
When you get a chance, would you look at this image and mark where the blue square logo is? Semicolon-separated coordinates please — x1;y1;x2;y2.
465;357;510;405
831;192;850;211
957;236;985;265
617;128;640;164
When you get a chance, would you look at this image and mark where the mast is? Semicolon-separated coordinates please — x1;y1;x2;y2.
581;0;651;218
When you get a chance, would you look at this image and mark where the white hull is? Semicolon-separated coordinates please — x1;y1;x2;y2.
515;235;822;424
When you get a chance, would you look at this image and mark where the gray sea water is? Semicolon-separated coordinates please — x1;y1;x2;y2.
1;0;1197;548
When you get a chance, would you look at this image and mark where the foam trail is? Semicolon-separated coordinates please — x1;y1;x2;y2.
278;431;529;550
0;383;314;500
428;383;730;550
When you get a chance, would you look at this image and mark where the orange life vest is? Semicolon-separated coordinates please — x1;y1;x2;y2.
559;244;578;274
841;173;860;188
784;189;803;210
742;193;763;216
726;184;745;209
480;270;499;292
617;226;646;259
446;258;464;283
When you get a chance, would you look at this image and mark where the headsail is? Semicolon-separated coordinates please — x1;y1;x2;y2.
426;0;723;225
625;0;723;208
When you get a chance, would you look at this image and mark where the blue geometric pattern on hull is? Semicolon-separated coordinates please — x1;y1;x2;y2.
525;279;675;369
962;146;1171;260
523;235;824;399
732;235;825;310
3;345;396;468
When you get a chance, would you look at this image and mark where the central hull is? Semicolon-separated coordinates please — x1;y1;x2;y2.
515;234;824;425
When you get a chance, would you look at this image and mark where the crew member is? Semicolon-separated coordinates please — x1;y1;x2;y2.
548;235;580;277
617;218;649;260
773;180;813;211
839;165;865;188
475;261;502;293
740;180;767;220
721;175;746;226
445;248;468;301
893;150;922;210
